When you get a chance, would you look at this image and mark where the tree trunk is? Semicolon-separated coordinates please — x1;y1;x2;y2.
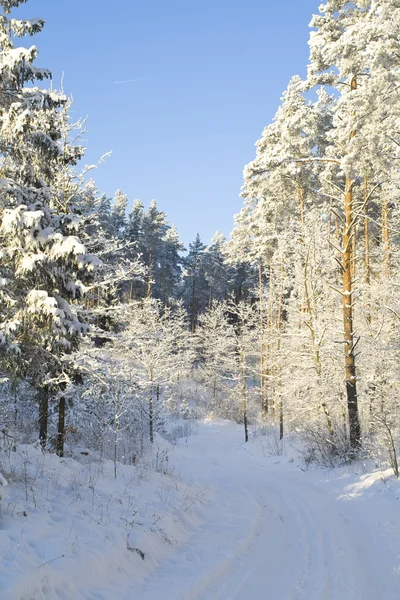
149;385;154;443
39;387;49;451
147;249;153;297
114;413;119;478
240;349;249;443
191;277;196;333
343;176;361;450
56;396;66;457
351;223;357;281
13;380;18;426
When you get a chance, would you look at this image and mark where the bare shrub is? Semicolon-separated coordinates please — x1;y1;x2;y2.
164;419;196;445
251;422;284;456
299;421;356;468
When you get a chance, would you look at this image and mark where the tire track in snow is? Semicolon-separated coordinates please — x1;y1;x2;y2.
132;422;400;600
274;471;396;600
130;485;264;600
275;476;361;600
130;426;265;600
203;464;314;600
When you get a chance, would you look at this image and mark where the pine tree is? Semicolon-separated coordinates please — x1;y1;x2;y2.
0;1;101;447
159;224;184;302
203;231;231;304
182;234;208;332
109;189;128;238
142;200;168;298
127;199;144;246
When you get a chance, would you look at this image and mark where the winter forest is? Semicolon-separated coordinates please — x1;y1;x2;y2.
1;1;400;598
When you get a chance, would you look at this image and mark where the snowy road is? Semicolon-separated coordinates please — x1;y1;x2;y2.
133;420;400;600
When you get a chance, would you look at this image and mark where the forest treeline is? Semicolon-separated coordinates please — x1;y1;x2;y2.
0;0;399;474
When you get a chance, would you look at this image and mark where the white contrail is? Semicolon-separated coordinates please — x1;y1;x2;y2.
114;77;150;84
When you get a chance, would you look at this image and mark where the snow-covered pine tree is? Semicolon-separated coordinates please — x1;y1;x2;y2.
202;231;232;304
127;199;145;250
141;200;168;298
159;224;185;303
0;1;101;447
182;234;209;332
109;189;128;238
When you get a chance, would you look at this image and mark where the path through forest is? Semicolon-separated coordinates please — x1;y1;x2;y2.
134;420;400;600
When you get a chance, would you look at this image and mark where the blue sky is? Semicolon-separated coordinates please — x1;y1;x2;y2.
14;0;319;248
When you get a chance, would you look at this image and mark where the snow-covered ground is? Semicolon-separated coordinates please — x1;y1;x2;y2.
2;420;400;599
0;434;203;600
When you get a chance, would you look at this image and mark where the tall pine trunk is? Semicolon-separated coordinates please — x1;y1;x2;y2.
240;348;249;443
147;249;153;297
190;277;196;333
343;176;361;450
149;384;154;443
39;386;49;451
340;75;361;451
56;396;66;457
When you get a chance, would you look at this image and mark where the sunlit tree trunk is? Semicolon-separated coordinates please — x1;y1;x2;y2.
343;173;361;450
